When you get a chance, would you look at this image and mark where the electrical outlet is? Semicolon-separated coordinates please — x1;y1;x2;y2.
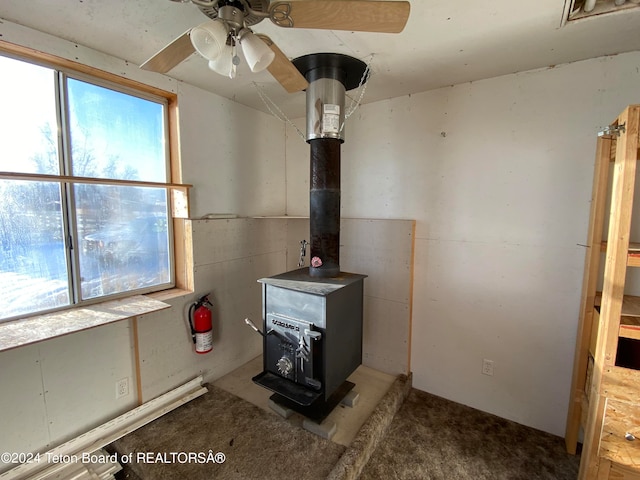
482;359;494;376
116;377;129;399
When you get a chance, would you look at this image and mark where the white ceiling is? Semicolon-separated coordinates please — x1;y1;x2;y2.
1;0;639;118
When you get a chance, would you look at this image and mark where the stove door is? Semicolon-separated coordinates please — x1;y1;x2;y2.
265;314;322;390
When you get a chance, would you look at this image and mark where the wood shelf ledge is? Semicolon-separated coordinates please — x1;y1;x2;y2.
595;293;640;340
621;316;640;340
600;397;640;471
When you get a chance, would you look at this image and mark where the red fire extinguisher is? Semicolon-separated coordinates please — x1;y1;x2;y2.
188;294;213;354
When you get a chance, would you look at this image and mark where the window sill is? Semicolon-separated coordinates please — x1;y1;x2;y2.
0;295;171;353
147;287;191;302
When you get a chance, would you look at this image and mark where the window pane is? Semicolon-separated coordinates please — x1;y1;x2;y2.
0;56;59;175
66;78;167;182
0;180;70;320
77;185;171;300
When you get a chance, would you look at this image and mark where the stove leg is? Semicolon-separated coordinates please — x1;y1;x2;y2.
268;399;294;419
340;390;359;408
302;418;337;440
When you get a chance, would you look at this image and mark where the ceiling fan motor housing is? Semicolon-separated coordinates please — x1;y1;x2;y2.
197;0;269;27
293;53;368;278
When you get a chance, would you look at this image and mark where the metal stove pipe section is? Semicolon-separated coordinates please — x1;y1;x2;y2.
306;69;346;278
305;75;347;142
309;138;341;277
294;53;368;278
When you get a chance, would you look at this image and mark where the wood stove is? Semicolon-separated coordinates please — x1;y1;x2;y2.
247;53;369;422
251;269;366;420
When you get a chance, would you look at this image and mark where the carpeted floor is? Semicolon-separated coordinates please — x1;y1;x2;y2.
110;380;580;480
359;388;580;480
109;384;346;480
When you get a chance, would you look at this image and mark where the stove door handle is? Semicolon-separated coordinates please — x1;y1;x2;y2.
245;317;266;337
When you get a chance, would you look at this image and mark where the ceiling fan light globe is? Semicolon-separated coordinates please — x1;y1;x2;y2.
191;19;228;61
208;44;234;77
240;31;275;73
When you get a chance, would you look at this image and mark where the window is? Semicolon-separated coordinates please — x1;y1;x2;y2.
0;54;175;321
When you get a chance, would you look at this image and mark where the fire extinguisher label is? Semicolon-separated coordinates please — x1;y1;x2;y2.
195;332;213;354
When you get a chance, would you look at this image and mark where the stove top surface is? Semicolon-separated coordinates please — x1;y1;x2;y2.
258;268;366;296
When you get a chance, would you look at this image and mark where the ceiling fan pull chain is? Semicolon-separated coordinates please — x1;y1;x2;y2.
253;82;306;140
229;34;240;79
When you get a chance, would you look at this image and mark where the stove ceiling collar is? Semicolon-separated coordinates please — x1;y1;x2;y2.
293;53;368;142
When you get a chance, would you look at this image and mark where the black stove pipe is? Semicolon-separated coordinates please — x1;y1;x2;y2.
293;53;368;278
309;138;341;277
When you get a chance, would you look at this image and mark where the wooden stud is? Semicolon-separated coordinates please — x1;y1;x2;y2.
599;106;640;366
580;392;609;479
172;219;195;293
597;459;613;480
590;308;600;357
131;317;144;406
406;220;416;374
582;389;590;427
170;186;190;219
601;242;640;266
608;139;640;163
566;134;613;454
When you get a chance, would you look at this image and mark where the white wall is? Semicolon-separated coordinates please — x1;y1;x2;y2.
0;322;138;463
286;51;640;436
178;83;285;219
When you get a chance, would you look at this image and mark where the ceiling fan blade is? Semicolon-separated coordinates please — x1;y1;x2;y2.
269;0;410;33
257;35;309;93
140;30;195;73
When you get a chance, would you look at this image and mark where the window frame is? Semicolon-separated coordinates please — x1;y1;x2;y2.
0;41;192;323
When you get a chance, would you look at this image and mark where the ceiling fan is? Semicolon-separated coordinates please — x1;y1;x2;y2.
141;0;411;93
